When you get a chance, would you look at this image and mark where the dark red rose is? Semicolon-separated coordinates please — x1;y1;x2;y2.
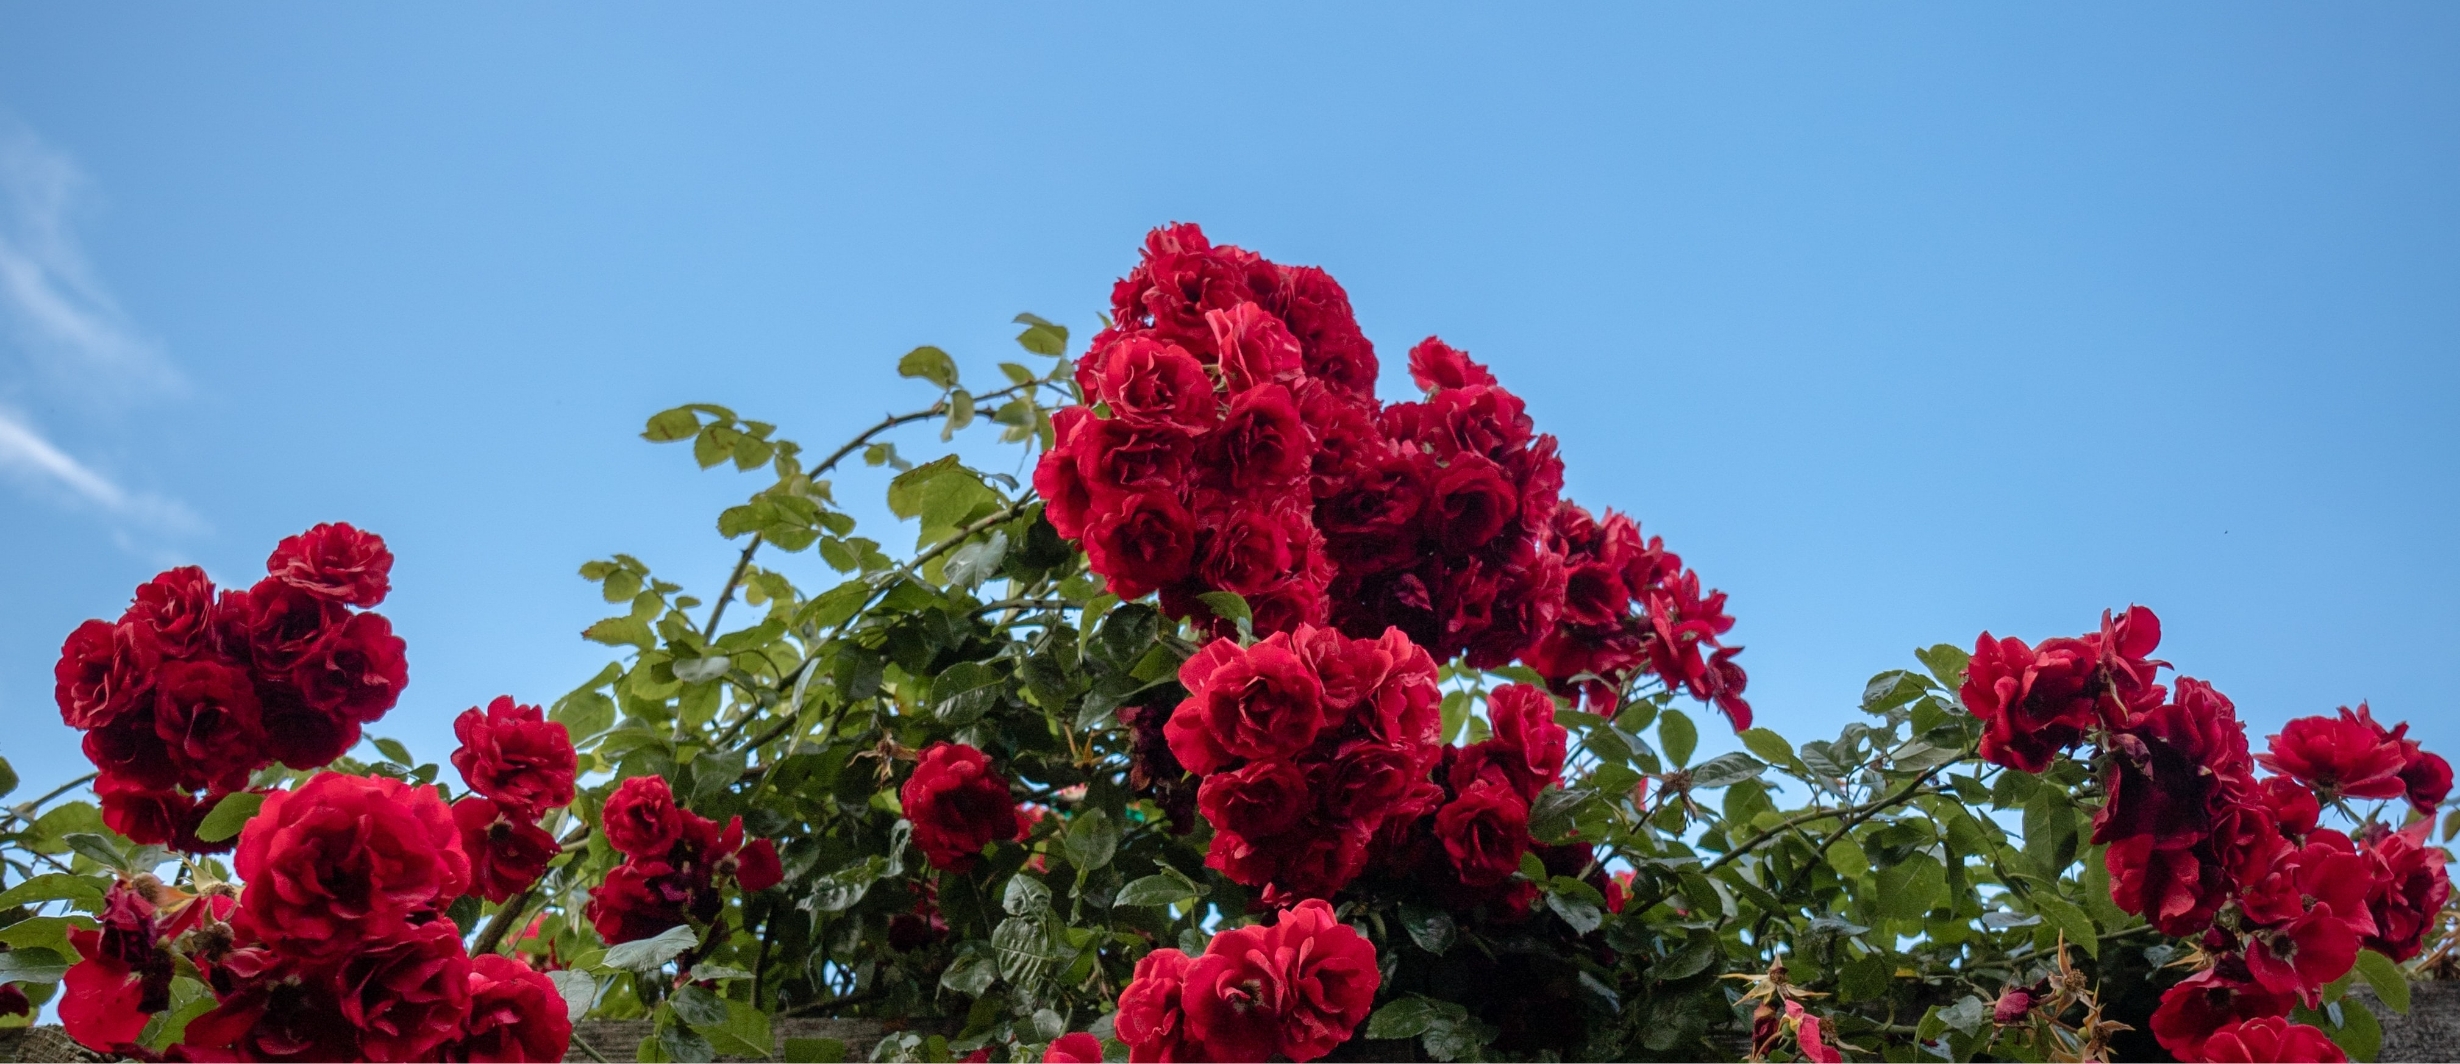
61;883;170;1051
2200;1016;2347;1063
95;775;224;853
1044;1032;1104;1063
602;774;688;858
453;796;560;904
234;772;470;958
1197;502;1305;597
438;952;573;1063
152;659;267;793
1238;576;1333;639
178;949;362;1062
1256;822;1373;901
2241;835;2380;940
451;695;577;819
1271;264;1378;397
1293;381;1383;500
584;857;714;945
2104;835;2215;935
1198;759;1312;840
289;610;409;722
1484;683;1568;800
267;522;394;607
2359;820;2451;961
1180;899;1379;1063
2245;903;2360;1007
1407;336;1497;393
729;835;784;893
1207;302;1304;394
334;920;472;1062
2401;749;2453;816
1166;633;1326;772
1075;415;1197;495
1084;490;1199;601
1086;334;1218;431
258;683;364;771
1447;538;1568;671
83;712;181;791
2259;776;2321;838
1314;740;1422;821
2149;969;2296;1062
1199;383;1310;492
2259;707;2411;803
237;578;347;676
1417;384;1533;462
1436;780;1531;888
1425;454;1520;554
1103;223;1281;356
901;741;1026;872
1115;946;1197;1063
1317;452;1428;572
2093;678;2250;862
1034;407;1100;540
123;565;220;656
55;618;157;731
1959;633;2101;773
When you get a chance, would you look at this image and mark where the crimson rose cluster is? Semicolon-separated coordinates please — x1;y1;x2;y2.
1114;899;1379;1063
585;774;783;945
1960;606;2454;1063
53;523;408;851
1037;223;1751;729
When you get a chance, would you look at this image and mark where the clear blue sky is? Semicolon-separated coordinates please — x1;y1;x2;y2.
2;5;2455;797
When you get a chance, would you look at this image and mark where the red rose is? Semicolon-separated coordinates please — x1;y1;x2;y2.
1167;634;1326;772
453;796;561;904
1034;407;1099;540
2148;969;2295;1062
1317;453;1428;573
1115;947;1197;1063
1347;628;1443;750
1313;739;1422;821
1075;416;1197;495
1207;302;1304;394
61;883;169;1051
2103;835;2216;935
178;948;362;1062
2259;707;2411;803
1197;759;1312;840
2241;837;2379;940
602;775;688;858
439;953;573;1063
334;920;473;1062
152;659;267;793
1272;264;1378;397
236;579;347;676
234;772;470;958
1425;454;1520;554
2245;904;2360;1007
1448;538;1568;671
1194;502;1307;597
0;985;25;1019
2258;776;2320;838
1294;381;1382;500
2200;1016;2347;1063
1086;335;1219;431
901;741;1025;872
2400;748;2453;816
1103;223;1281;356
55;618;157;731
584;858;714;945
1199;383;1310;492
267;522;394;607
450;695;577;819
729;835;784;893
1958;632;2101;773
289;610;409;722
258;685;364;771
1406;336;1496;394
1435;780;1531;888
1484;683;1568;800
1252;822;1372;901
2359;821;2451;961
123;565;220;656
1180;899;1379;1064
1044;1032;1103;1063
1083;490;1199;600
83;712;180;791
1418;383;1532;462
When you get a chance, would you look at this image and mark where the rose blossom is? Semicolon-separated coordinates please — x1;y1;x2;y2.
123;565;220;656
1086;334;1218;431
1082;490;1200;601
602;774;689;857
1179;899;1379;1063
1165;633;1326;772
1208;302;1305;394
151;659;267;793
901;741;1026;872
1200;383;1310;492
266;521;394;607
1115;947;1197;1063
2149;969;2295;1061
453;795;561;904
2199;1016;2347;1063
450;695;577;819
1197;760;1313;841
2258;706;2412;803
1435;779;1532;888
334;920;473;1062
54;619;157;731
234;772;470;958
438;953;573;1062
1043;1032;1104;1063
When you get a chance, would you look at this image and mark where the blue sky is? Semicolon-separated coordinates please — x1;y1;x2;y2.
1;5;2455;796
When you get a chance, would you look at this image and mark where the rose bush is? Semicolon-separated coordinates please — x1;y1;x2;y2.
0;223;2452;1063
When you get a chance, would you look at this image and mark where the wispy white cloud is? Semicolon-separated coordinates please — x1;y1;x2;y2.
0;115;195;536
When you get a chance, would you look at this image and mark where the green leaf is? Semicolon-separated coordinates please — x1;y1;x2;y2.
897;345;959;389
603;925;699;971
942;529;1008;589
807;857;887;913
1659;709;1697;768
1064;808;1120;872
1861;670;1931;713
783;1037;847;1063
1875;854;1946;924
2030;893;2099;959
940;951;998;996
546;970;602;1023
0;755;17;798
0;873;106;911
372;736;415;766
643;407;702;442
1545;891;1603;936
60;832;128;871
1003;874;1052;916
1738;728;1803;774
2023;786;2079;877
669;985;728;1028
1366;995;1446;1041
1915;643;1971;690
1687;752;1767;790
1113;875;1199;909
0;947;68;985
1013;313;1069;356
660;1022;716;1064
2355;949;2410;1014
931;662;1006;726
1396;902;1458;956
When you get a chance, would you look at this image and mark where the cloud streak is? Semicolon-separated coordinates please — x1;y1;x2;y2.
0;116;194;535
